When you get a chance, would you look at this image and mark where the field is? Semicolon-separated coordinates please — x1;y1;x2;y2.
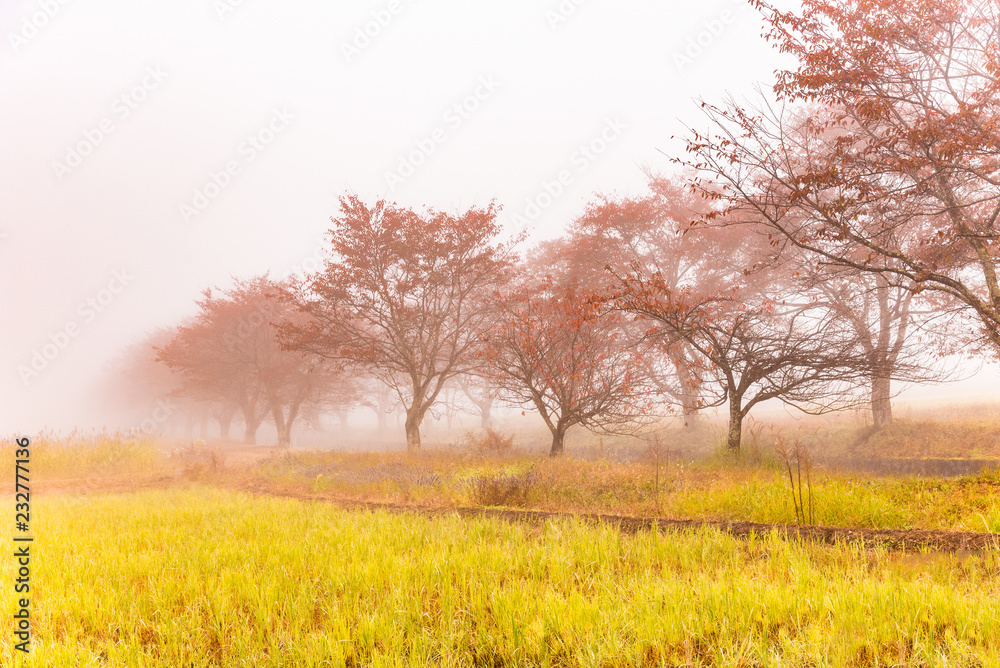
5;488;1000;667
4;414;1000;667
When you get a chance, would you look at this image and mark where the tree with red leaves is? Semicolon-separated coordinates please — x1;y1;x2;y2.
533;176;746;427
97;327;219;438
158;276;348;446
282;196;516;451
681;0;1000;363
482;280;653;457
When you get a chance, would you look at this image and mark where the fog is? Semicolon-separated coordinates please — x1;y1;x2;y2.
2;0;996;436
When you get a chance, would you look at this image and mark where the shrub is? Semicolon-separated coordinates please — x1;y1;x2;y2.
463;429;515;456
171;441;225;479
468;468;539;507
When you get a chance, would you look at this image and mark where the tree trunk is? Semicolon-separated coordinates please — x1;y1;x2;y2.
871;275;895;430
871;373;893;429
218;410;234;441
243;421;259;445
372;405;388;433
240;396;264;445
278;423;293;447
404;411;422;451
676;355;700;430
271;404;289;447
549;425;568;457
727;395;743;452
480;394;494;431
682;405;698;431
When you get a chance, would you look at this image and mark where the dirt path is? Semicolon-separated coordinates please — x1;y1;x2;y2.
232;482;1000;553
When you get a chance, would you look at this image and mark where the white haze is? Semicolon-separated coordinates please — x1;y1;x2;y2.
1;0;995;433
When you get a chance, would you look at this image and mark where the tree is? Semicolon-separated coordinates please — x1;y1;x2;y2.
680;0;1000;363
457;375;496;431
482;280;652;456
531;177;744;427
795;263;953;427
359;378;399;435
282;196;515;451
96;328;212;437
612;271;870;451
158;276;347;446
157;300;268;444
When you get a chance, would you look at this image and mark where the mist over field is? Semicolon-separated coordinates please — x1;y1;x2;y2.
3;0;997;441
0;0;774;434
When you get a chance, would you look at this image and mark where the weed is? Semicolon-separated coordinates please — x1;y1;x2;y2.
774;436;815;525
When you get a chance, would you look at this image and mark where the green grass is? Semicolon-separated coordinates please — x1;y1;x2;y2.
4;487;1000;666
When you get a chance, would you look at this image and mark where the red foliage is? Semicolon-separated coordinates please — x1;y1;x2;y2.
481;279;654;456
282;195;516;451
157;276;351;446
682;0;1000;357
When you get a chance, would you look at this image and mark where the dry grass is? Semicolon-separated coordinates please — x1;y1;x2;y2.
234;442;1000;532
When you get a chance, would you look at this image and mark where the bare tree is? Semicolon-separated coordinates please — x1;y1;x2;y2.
458;375;496;431
613;270;870;452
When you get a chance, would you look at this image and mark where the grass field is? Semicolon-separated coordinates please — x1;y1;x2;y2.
4;415;1000;666
4;487;1000;667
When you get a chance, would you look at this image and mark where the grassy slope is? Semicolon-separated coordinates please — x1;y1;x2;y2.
4;488;1000;667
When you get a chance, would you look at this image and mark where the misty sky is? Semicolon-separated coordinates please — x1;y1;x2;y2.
2;0;995;432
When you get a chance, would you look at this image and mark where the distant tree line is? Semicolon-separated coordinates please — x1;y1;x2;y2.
102;0;998;455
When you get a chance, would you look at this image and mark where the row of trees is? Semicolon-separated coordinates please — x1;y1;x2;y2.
107;0;998;455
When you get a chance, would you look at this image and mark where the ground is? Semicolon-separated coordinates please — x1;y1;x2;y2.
4;415;1000;666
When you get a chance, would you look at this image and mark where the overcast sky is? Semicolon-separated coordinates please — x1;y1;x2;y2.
1;0;995;432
